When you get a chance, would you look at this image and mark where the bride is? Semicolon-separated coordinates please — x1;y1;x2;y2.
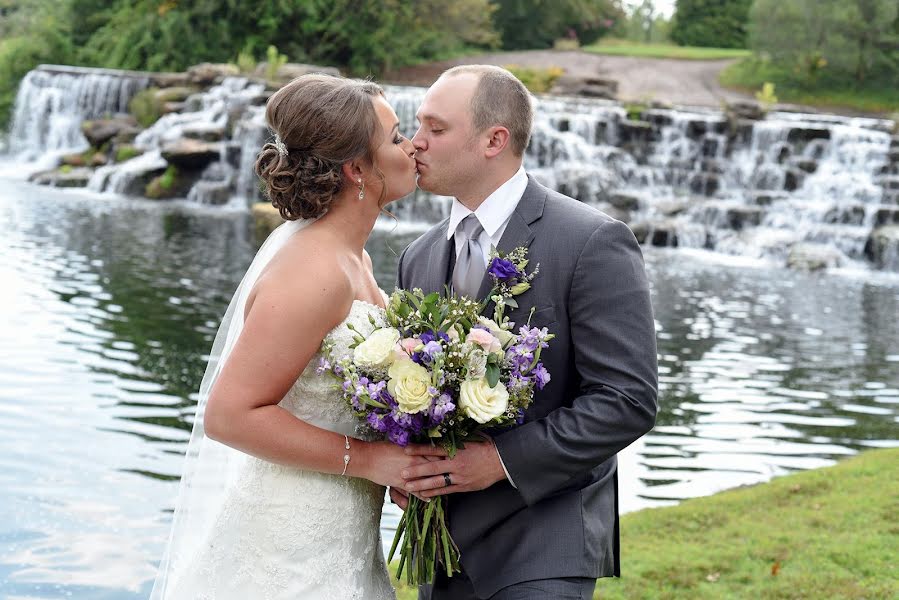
150;73;426;599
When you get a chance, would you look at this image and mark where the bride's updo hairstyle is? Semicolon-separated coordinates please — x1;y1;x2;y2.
254;74;384;220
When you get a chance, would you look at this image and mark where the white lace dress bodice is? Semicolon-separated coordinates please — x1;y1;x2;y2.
163;300;395;600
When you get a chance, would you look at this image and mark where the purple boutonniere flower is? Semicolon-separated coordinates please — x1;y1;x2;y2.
488;257;520;281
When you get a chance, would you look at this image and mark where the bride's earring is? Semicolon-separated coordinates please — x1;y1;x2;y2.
357;179;365;201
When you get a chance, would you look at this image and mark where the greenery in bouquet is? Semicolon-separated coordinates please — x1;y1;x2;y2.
317;247;553;585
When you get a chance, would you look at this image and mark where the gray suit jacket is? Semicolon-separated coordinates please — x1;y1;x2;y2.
396;176;658;597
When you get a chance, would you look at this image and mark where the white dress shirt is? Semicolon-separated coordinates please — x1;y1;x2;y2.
447;166;528;264
448;166;528;488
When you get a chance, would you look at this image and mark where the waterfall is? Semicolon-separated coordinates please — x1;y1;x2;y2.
8;65;149;160
5;65;899;270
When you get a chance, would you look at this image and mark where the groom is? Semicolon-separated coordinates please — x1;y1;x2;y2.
393;65;658;600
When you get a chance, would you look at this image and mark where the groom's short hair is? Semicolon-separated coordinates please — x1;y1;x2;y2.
441;65;533;157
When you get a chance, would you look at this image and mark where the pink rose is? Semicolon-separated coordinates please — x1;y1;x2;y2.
399;337;421;355
466;328;502;354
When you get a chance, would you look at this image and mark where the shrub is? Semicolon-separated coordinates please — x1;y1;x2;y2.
128;88;163;128
503;65;565;93
115;145;141;163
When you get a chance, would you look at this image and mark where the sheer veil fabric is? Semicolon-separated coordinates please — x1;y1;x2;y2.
149;218;314;599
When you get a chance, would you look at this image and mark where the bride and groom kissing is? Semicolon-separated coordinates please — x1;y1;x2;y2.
150;65;658;600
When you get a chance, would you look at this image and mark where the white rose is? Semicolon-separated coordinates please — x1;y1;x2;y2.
477;316;515;349
387;358;432;414
459;377;509;424
353;327;400;368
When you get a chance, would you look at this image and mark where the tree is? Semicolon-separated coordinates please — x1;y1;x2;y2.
748;0;898;86
0;0;74;130
670;0;752;49
491;0;625;49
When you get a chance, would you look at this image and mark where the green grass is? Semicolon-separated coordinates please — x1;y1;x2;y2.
390;448;899;599
585;39;751;61
720;57;899;115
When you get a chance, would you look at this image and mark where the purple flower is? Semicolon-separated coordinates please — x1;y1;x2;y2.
388;427;410;446
515;408;526;424
420;330;450;345
428;392;455;426
366;412;388;432
506;346;534;373
419;340;443;364
533;362;550;390
488;258;520;281
315;357;331;375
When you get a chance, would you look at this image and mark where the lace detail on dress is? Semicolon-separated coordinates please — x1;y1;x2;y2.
284;299;387;441
162;300;395;600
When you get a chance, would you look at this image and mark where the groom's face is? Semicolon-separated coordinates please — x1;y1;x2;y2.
412;73;483;197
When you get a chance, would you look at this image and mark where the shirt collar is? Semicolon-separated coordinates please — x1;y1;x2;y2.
446;167;528;240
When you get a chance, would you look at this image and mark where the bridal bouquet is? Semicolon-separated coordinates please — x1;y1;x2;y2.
318;247;553;585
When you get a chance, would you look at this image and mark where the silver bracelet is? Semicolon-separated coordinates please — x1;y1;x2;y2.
341;435;351;476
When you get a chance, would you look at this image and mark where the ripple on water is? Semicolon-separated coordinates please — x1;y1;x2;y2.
0;180;897;598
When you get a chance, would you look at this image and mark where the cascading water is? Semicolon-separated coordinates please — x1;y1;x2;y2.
8;65;149;162
4;66;898;270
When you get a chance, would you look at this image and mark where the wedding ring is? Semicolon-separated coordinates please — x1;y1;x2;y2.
443;473;452;487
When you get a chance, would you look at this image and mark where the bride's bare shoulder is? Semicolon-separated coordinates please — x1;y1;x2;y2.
246;228;353;326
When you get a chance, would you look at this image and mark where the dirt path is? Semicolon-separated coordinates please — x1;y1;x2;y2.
384;50;754;108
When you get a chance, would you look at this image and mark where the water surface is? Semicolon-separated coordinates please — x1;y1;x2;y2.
1;179;897;598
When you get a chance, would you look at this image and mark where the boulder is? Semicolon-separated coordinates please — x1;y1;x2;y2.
656;199;690;216
253;202;285;239
784;168;804;192
256;62;341;83
794;158;819;174
724;206;762;230
81;116;139;148
182;123;226;142
186;63;240;86
874;207;899;226
161;139;221;170
549;74;618;99
29;167;93;188
787;243;843;271
863;226;899;269
619;119;656;145
787;126;831;144
628;222;649;244
609;192;640;211
643;221;679;247
726;100;764;121
150;72;191;88
154;86;200;103
824;204;866;225
688;172;720;196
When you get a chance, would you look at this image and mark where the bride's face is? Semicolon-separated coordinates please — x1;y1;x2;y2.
369;95;417;203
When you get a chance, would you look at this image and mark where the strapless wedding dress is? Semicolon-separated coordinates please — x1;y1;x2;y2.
162;299;396;600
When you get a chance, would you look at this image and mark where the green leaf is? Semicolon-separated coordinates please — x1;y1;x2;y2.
486;363;500;388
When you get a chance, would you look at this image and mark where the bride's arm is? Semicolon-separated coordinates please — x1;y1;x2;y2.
202;254;422;489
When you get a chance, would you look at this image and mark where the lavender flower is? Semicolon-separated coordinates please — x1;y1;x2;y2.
533;362;550;390
315;357;331;375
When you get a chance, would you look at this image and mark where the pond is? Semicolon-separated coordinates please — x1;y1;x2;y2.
1;178;897;598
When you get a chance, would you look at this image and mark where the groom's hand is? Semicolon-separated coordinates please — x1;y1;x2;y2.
400;437;507;498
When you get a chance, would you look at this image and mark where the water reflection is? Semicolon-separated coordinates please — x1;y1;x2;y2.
0;181;897;598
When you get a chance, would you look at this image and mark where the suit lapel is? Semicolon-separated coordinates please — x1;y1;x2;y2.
424;218;453;295
476;176;547;303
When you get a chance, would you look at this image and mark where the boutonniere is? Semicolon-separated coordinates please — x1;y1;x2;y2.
484;246;539;326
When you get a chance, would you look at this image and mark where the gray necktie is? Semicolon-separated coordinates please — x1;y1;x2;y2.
452;214;486;299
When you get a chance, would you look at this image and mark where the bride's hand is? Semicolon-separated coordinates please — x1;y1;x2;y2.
357;441;432;492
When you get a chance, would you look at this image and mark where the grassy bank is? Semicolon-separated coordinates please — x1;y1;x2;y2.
585;39;751;61
390;448;899;599
720;57;899;116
